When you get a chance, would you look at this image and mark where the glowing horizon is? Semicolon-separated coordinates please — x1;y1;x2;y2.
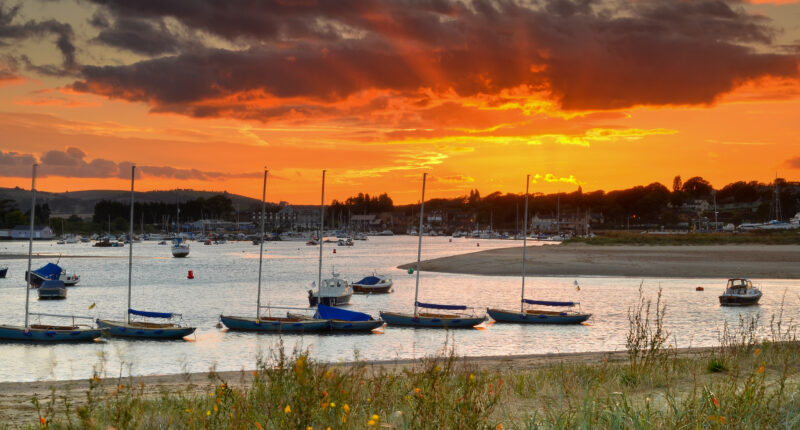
1;0;799;204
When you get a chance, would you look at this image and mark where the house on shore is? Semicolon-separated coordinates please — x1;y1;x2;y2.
11;225;55;240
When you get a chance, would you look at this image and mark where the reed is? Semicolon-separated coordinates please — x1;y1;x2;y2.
17;295;800;429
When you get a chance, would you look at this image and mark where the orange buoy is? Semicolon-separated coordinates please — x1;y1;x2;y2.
188;270;194;279
477;243;480;247
696;286;704;291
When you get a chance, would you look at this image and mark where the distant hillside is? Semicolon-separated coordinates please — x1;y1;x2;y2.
0;187;263;216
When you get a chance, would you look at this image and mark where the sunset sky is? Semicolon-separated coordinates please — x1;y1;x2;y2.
1;0;799;203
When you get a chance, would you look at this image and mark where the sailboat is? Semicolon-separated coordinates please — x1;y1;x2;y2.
380;173;486;328
0;164;101;342
487;175;591;324
307;170;353;307
96;166;197;339
220;169;329;333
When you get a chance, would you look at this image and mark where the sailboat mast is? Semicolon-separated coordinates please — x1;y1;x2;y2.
413;173;427;316
318;170;326;298
127;165;135;324
24;164;37;329
256;169;267;319
520;174;530;312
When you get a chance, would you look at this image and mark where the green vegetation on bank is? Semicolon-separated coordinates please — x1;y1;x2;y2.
15;291;800;429
564;231;800;246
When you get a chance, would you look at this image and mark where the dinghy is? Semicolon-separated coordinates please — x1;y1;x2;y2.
96;165;196;340
0;164;101;342
220;169;330;333
487;175;590;325
379;173;486;328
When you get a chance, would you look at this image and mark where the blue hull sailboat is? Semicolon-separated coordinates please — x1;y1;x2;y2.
487;175;591;325
97;166;196;340
0;164;101;343
220;169;331;334
379;173;486;328
313;304;384;332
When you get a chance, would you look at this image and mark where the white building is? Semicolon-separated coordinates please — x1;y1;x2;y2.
11;225;55;240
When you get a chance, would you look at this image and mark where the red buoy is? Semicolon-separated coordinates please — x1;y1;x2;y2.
333;249;337;254
477;243;480;247
188;270;194;279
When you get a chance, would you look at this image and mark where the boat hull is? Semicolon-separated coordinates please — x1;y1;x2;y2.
329;319;384;332
220;315;330;333
0;267;7;278
487;308;591;324
308;291;352;307
96;319;196;339
379;311;485;328
719;294;761;306
171;250;190;258
0;325;101;342
351;284;392;294
38;287;67;300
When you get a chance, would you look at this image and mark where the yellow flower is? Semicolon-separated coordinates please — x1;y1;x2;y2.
206;410;211;416
367;397;371;403
330;402;336;408
185;408;192;413
368;420;376;427
434;365;441;372
342;415;347;423
469;374;475;381
307;427;313;430
758;364;765;374
372;414;379;421
213;405;218;412
284;405;291;414
343;404;350;413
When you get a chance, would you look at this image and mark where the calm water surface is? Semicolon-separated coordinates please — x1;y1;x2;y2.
0;236;796;382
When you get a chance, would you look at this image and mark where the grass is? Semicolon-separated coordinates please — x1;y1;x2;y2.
13;292;800;429
564;230;800;246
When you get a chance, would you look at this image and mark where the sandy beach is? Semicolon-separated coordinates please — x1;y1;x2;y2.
398;244;800;278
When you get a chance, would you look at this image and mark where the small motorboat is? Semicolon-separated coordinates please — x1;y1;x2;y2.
308;273;352;307
171;239;190;257
93;239;113;247
38;280;67;300
61;271;80;286
719;278;762;306
0;266;7;278
352;274;393;294
158;240;167;245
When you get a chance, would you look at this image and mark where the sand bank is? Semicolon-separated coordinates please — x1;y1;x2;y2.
398;244;800;278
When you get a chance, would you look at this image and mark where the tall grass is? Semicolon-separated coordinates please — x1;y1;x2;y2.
17;291;800;429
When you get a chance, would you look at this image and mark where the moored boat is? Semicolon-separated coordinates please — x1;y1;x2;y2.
351;274;393;294
308;273;353;306
0;265;7;278
0;164;101;343
719;278;762;306
171;239;190;257
97;166;196;340
38;280;67;300
379;173;486;329
220;169;330;334
314;304;384;332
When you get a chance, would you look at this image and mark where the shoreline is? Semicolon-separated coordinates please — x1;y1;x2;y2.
398;243;800;278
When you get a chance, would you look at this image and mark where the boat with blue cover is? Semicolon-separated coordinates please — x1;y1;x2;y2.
379;173;486;329
487;175;591;325
351;274;392;294
38;279;67;300
220;169;331;334
24;262;62;288
0;164;101;342
296;304;384;332
97;166;196;340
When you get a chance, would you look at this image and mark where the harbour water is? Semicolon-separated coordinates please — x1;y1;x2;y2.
0;236;796;383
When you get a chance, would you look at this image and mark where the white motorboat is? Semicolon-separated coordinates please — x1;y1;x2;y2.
719;278;762;306
308;272;353;306
171;239;190;257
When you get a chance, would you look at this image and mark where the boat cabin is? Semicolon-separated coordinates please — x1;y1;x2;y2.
725;278;753;293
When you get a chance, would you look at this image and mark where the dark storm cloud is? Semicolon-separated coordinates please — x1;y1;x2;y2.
92;16;187;56
0;1;77;74
72;0;800;115
0;148;260;180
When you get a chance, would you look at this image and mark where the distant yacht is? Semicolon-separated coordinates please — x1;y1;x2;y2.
171;239;190;257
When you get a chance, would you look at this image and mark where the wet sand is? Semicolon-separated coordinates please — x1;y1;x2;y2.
398;244;800;279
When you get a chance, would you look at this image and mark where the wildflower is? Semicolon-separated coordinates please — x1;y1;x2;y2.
39;417;46;427
92;376;100;382
343;404;350;413
758;364;765;374
372;414;379;421
414;388;420;394
330;402;336;408
368;420;376;427
322;390;328;397
342;415;347;423
206;410;211;416
712;397;719;407
469;373;475;381
497;424;503;430
255;423;263;430
285;405;291;414
307;427;313;430
252;371;258;377
185;408;192;413
434;365;441;372
213;405;218;412
708;415;727;423
755;348;761;356
366;397;371;403
321;402;328;409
